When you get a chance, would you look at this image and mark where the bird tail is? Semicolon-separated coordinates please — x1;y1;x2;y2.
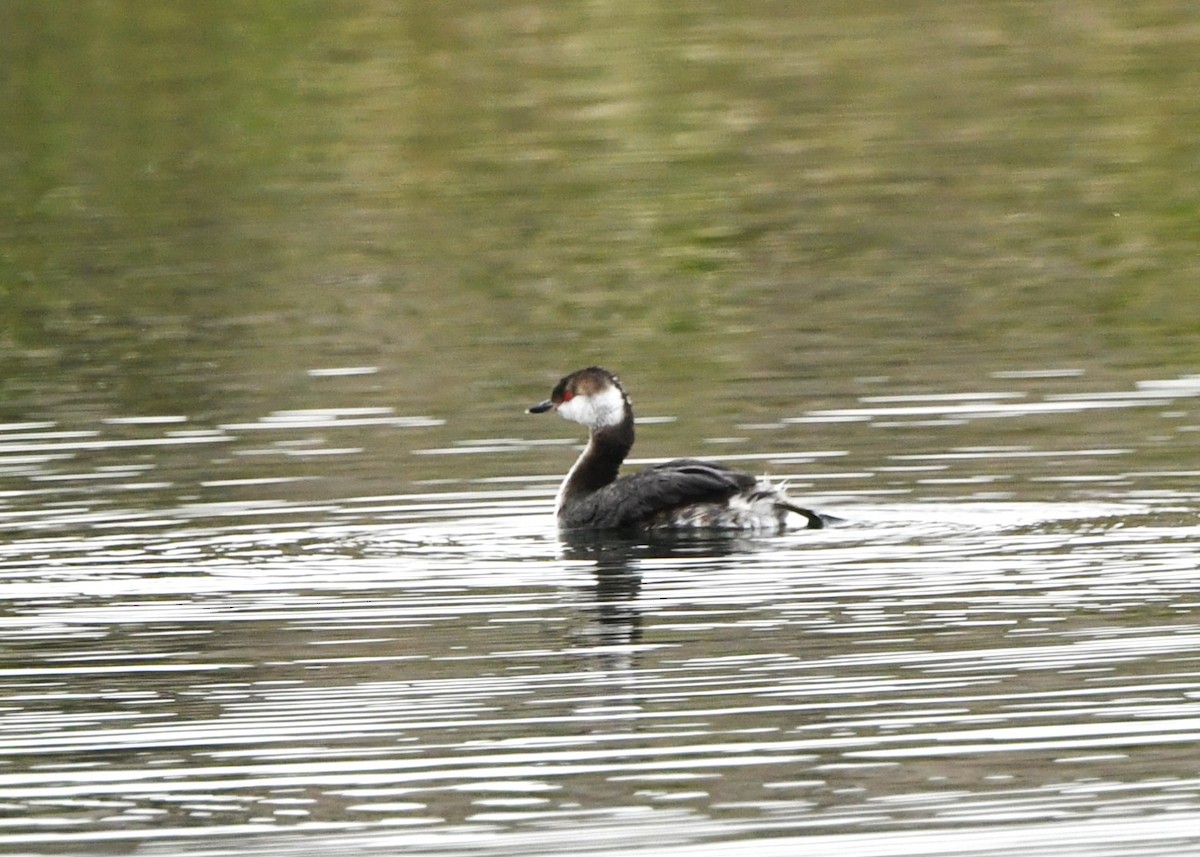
779;501;829;529
756;476;841;530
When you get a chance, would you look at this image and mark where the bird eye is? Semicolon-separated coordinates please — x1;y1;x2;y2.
562;391;575;402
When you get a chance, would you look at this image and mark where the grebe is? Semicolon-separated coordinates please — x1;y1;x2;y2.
528;366;825;532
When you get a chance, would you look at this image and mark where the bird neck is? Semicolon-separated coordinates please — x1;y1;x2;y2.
556;415;635;511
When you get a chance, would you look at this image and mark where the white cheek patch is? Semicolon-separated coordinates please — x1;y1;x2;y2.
557;384;626;428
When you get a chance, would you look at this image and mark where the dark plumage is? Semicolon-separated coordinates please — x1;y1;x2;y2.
528;367;826;532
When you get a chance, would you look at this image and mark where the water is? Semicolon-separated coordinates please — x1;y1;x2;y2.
2;373;1199;856
4;2;1200;854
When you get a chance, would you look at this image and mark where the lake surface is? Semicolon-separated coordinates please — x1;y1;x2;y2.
2;370;1199;856
2;3;1200;855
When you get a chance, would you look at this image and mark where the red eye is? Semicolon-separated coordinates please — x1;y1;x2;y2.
561;390;575;402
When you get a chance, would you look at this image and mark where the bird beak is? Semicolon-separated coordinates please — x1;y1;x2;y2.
527;399;555;414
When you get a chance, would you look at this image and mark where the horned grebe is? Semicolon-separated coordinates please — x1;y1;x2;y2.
528;366;825;532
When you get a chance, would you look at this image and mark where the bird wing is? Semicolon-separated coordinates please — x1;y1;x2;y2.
562;459;755;529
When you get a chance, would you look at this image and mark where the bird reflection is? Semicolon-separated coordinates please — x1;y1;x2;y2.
557;529;643;652
558;528;753;654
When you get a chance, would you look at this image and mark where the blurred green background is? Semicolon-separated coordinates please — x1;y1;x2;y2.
2;0;1197;434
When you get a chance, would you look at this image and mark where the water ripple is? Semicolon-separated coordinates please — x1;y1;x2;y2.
2;382;1200;854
